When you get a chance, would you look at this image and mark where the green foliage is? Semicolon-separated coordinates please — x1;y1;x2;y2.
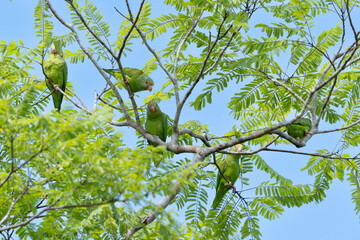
2;0;360;239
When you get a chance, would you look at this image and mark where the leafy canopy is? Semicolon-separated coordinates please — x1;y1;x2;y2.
1;0;360;239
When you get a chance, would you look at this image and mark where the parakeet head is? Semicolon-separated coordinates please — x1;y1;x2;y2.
230;144;243;153
138;76;154;92
125;67;154;92
146;102;161;117
50;44;63;57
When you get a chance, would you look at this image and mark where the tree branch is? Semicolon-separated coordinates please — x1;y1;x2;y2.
316;118;360;134
31;89;54;106
263;148;360;160
65;87;87;109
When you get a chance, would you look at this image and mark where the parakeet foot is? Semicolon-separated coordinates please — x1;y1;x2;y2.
306;132;313;135
53;84;59;89
225;182;237;192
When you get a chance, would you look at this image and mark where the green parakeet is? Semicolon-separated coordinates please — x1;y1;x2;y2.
103;68;154;93
44;44;68;111
212;144;243;209
145;102;168;167
145;102;168;146
286;118;312;141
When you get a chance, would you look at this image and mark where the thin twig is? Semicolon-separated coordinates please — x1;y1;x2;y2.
263;148;360;160
98;96;122;111
66;87;87;110
317;118;360;134
32;89;54;106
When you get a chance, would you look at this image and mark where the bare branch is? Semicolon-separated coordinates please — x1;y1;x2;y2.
179;129;211;147
55;85;91;114
263;148;360;160
109;121;130;127
98;96;123;111
31;89;54;106
66;87;87;110
345;0;359;44
237;136;279;155
317;118;360;134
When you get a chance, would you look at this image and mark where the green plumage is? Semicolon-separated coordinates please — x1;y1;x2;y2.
212;145;243;209
286;118;312;141
145;102;168;146
145;102;168;167
44;44;68;111
103;68;154;93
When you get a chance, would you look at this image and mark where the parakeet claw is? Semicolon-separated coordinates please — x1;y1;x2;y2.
225;182;237;192
53;84;59;89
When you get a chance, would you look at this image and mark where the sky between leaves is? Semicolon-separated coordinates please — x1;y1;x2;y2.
1;0;359;239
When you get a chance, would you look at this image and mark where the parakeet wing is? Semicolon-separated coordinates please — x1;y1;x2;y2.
215;159;228;193
62;64;67;92
212;160;229;208
161;114;168;142
124;67;144;77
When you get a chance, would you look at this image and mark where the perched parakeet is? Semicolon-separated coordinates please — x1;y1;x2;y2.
103;68;154;93
145;102;168;167
145;102;168;146
212;144;243;209
44;44;68;111
286;118;312;141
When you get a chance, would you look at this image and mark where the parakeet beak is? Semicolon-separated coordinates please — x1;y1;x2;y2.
147;85;153;92
51;44;56;54
236;145;243;152
150;105;156;113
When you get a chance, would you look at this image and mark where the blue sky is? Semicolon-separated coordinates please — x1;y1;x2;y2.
1;0;359;239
